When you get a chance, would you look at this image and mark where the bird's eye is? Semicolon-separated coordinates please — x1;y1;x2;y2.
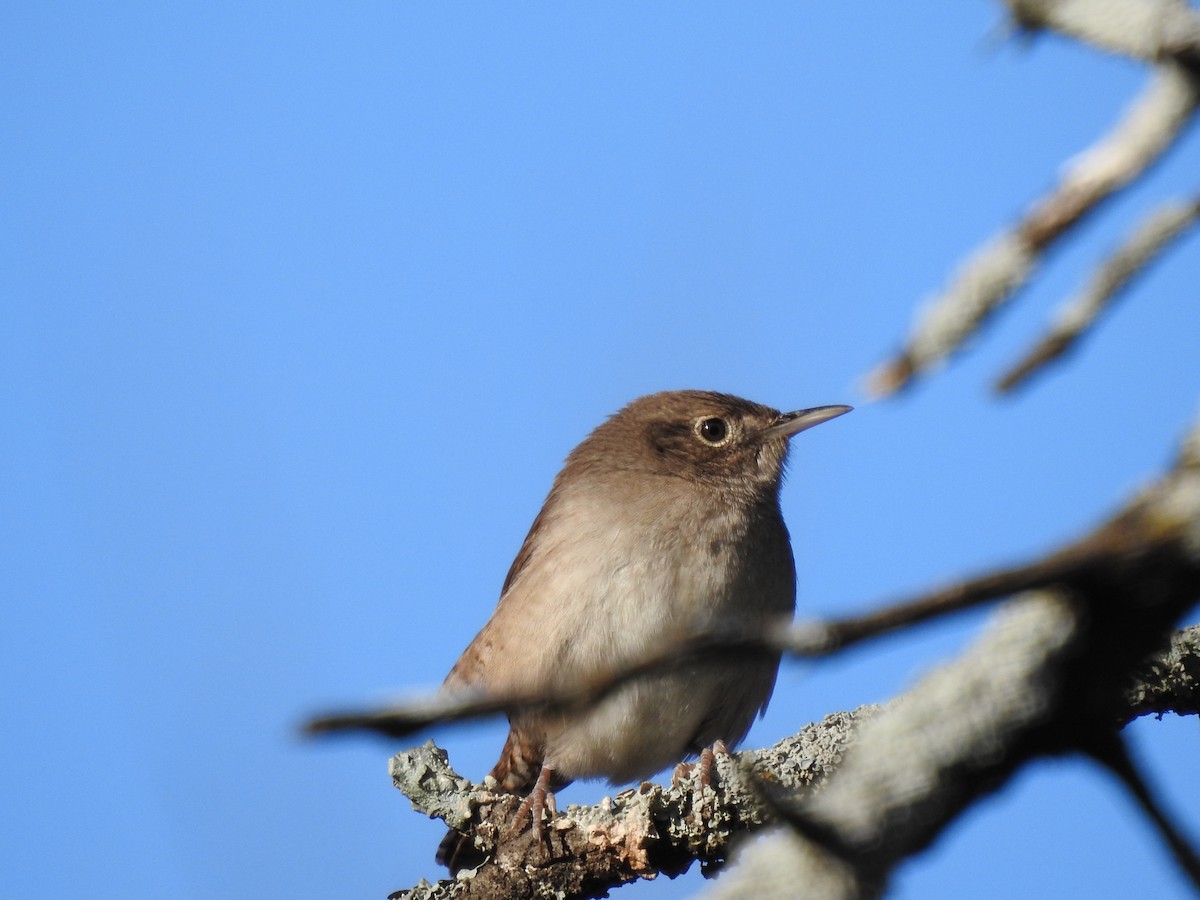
696;417;730;445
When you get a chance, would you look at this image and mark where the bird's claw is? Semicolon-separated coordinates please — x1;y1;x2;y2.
672;740;732;812
508;765;558;847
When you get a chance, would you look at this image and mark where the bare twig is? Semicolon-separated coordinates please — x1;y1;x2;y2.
998;196;1200;392
1004;0;1200;66
868;62;1199;398
1086;731;1200;890
299;547;1126;743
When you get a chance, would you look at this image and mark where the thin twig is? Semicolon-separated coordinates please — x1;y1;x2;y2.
303;545;1111;741
1086;731;1200;890
868;61;1199;398
998;196;1200;392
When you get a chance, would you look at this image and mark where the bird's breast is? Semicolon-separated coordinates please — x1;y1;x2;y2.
518;480;786;675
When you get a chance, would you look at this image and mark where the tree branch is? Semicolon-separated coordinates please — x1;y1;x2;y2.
1085;731;1200;890
997;196;1200;393
386;709;879;900
867;0;1200;400
867;62;1199;398
1123;623;1200;721
1005;0;1200;66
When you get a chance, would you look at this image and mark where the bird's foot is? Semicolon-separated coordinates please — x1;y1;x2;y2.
672;739;732;792
698;739;732;790
508;765;558;849
672;739;733;822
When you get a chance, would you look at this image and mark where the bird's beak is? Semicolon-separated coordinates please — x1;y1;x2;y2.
764;404;853;440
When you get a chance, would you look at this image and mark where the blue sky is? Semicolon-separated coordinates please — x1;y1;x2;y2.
4;3;1199;898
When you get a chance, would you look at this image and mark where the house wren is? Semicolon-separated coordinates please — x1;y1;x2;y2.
437;390;850;869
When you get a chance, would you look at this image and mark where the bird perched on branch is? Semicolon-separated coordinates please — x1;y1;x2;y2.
436;390;851;870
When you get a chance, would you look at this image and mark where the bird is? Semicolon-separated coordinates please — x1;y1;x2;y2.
435;390;851;870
